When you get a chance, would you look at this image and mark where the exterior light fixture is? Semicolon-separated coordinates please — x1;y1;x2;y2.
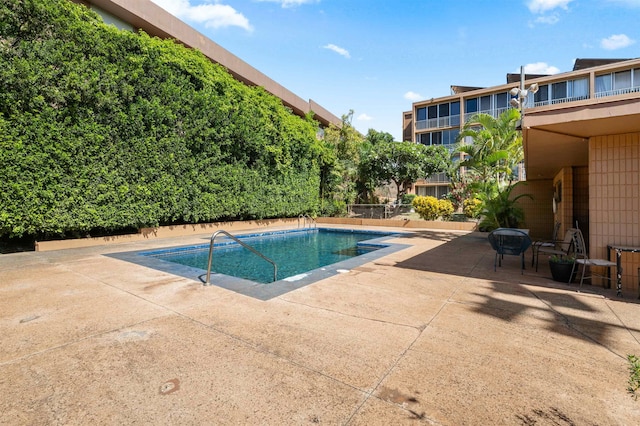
509;66;539;113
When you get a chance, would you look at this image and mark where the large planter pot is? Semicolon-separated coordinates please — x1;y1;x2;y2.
549;260;577;283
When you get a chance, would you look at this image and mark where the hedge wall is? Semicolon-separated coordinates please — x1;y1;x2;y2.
0;0;323;239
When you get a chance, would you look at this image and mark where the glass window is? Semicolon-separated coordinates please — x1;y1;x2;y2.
595;74;612;93
495;92;508;108
534;84;549;103
450;102;460;125
431;132;442;145
551;81;567;100
450;101;460;115
465;98;478;113
614;70;632;89
480;95;491;111
569;78;588;99
634;69;640;87
418;133;430;145
438;103;449;117
416;107;426;121
428;105;438;119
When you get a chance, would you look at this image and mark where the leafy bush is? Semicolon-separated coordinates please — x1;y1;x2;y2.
628;354;640;400
478;182;532;231
401;193;416;205
0;0;323;239
412;196;440;221
438;199;454;220
463;198;483;218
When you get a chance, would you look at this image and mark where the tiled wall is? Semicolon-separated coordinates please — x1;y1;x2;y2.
590;132;640;292
513;179;554;239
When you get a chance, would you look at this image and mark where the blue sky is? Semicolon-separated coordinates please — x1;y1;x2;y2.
150;0;639;140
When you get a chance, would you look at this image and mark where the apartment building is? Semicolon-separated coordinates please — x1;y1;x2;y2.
405;58;640;292
71;0;341;129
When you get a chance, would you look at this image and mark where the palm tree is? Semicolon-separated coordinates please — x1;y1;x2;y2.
452;108;523;192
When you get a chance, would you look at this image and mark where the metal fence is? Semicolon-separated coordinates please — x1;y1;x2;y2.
347;204;413;220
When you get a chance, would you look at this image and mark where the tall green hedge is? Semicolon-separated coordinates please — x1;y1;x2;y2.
0;0;323;239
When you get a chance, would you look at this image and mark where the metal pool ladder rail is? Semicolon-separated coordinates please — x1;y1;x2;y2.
205;230;277;285
298;214;316;229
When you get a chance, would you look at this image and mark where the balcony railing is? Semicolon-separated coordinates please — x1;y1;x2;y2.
595;86;640;98
464;107;511;123
415;114;461;130
533;94;590;107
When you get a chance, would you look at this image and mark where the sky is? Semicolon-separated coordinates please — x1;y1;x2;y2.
149;0;639;141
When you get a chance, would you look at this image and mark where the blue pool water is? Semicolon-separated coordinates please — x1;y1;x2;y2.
142;228;392;284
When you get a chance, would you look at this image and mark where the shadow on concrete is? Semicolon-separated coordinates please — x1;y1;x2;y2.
394;231;640;352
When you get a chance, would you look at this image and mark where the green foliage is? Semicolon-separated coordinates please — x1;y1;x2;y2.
628;354;640;400
0;0;322;239
463;198;483;218
320;111;365;210
549;255;575;264
401;193;416;205
438;199;454;220
452;109;523;197
359;141;449;203
365;129;394;145
478;182;532;231
412;196;440;221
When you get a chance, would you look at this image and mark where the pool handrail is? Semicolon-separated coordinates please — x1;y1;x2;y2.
298;214;316;229
205;230;277;285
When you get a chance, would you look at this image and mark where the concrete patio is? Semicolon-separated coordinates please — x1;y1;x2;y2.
1;225;639;424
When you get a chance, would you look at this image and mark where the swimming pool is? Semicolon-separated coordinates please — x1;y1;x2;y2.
143;228;393;283
109;228;409;299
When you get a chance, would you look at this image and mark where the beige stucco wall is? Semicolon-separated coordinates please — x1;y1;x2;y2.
513;180;554;239
589;132;640;292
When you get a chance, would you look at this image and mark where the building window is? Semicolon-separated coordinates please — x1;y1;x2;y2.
416;107;427;121
568;78;589;100
534;84;549;105
479;95;491;113
551;81;567;103
450;101;460;126
465;98;478;114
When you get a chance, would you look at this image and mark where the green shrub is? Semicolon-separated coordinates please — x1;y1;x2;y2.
463;198;483;218
412;196;440;221
628;354;640;400
438;199;454;220
0;0;323;239
401;193;416;205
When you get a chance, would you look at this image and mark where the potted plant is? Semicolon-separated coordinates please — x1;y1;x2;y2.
548;255;577;283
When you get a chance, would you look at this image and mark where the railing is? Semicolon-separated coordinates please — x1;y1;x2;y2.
415;114;461;130
205;230;277;285
595;86;640;98
348;204;413;219
298;213;316;229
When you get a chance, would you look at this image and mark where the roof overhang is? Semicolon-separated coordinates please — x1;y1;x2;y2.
522;92;640;180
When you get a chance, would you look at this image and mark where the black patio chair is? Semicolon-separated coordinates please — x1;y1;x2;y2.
488;228;532;274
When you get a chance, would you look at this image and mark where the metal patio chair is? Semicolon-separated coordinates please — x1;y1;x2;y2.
531;221;561;267
570;228;616;292
488;228;532;274
535;227;576;272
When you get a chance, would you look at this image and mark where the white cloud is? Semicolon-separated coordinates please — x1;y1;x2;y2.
322;44;350;58
601;34;636;50
534;13;559;24
521;62;561;74
404;91;423;101
256;0;319;7
527;0;574;13
150;0;252;31
357;113;373;121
